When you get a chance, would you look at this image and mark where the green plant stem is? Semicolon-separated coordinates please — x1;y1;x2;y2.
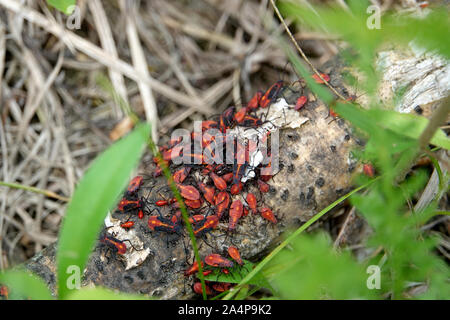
144;140;207;300
0;181;70;202
222;178;378;300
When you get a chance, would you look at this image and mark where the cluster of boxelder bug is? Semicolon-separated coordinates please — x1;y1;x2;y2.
100;75;340;296
186;246;246;295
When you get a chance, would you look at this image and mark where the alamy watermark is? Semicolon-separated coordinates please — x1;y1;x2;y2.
66;5;81;30
366;265;381;290
66;265;81;290
366;5;381;30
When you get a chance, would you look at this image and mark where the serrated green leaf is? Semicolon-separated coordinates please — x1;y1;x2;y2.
204;260;264;285
333;104;450;150
65;287;150;300
46;0;76;15
0;269;53;300
57;123;150;299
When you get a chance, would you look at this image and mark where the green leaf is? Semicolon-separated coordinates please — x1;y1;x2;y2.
0;269;53;300
46;0;76;15
57;123;150;299
65;287;150;300
204;260;264;285
266;233;374;299
333;104;450;150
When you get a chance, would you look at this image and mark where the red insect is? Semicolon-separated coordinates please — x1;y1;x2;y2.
193;215;220;237
204;253;234;268
185;198;203;209
240;115;262;127
243;207;249;216
184;261;204;277
173;167;191;184
363;163;375;178
329;108;338;118
221;172;233;183
100;234;128;255
155;198;176;207
230;182;242;195
120;221;134;229
198;182;215;205
257;180;270;193
138;209;144;219
227;246;244;266
215;191;230;219
0;285;9;299
212;282;232;293
312;73;330;84
193;282;213;296
219;106;236;132
177;184;201;201
259;80;284;108
232;142;248;184
210;172;227;191
260;207;277;224
228;199;243;231
295;96;308;111
201;120;218;131
126;176;143;195
148;215;181;234
117;199;141;212
246;193;257;214
171;210;182;224
247;90;263;110
234;107;247;123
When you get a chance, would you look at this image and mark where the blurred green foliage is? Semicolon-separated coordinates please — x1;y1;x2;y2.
256;0;450;299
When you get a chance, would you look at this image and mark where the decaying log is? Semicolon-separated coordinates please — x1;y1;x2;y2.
21;56;366;299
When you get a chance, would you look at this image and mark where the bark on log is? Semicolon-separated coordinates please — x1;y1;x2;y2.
22;47;448;299
20;56;366;299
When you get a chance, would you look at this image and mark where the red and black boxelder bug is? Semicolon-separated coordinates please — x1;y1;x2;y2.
212;282;232;293
201;120;218;132
215;191;230;219
126;176;143;195
230;182;242;195
260;207;277;224
228;200;243;231
363;163;375;178
257;180;270;193
100;234;127;255
120;221;134;229
247;90;263;110
234;107;247;123
227;246;244;266
259;80;284;108
193;215;219;237
219;106;236;132
204;253;234;268
209;172;227;191
193;282;213;296
184;261;204;277
173;167;191;184
177;184;201;201
198;182;215;205
295;96;308;111
312;73;330;84
239;115;262;128
148;215;182;234
246;193;257;214
221;172;233;183
117;198;141;212
185;198;203;209
0;285;9;300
